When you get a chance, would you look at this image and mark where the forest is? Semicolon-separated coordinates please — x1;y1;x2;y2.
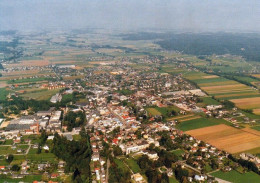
122;32;260;61
52;130;92;183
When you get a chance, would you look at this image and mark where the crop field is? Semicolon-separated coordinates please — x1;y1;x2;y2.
186;124;260;153
0;88;8;100
252;74;260;79
7;77;48;84
184;71;260;112
146;107;161;116
231;97;260;109
176;117;220;131
211;170;260;183
253;109;260;115
146;106;180;117
20;88;61;100
200;97;221;105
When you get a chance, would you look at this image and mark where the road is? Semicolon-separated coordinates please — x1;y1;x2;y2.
105;158;110;183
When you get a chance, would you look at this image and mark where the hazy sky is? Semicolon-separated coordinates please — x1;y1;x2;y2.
1;0;260;32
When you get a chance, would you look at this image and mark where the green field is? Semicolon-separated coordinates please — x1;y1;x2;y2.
200;97;221;105
124;158;141;174
20;88;60;100
176;117;220;131
146;107;162;116
169;176;179;183
0;146;16;155
0;88;8;100
115;158;128;170
251;126;260;131
27;149;57;162
171;149;185;160
194;77;230;84
211;170;260;183
0;175;42;183
146;106;180;117
7;77;48;84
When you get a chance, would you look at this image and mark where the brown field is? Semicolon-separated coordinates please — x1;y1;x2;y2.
168;114;194;120
198;80;238;87
63;75;84;80
252;74;260;79
0;81;7;88
2;70;40;76
208;89;255;95
253;109;260;115
186;124;260;153
179;116;201;122
215;92;259;99
231;97;260;109
44;50;61;55
202;75;219;79
201;84;247;91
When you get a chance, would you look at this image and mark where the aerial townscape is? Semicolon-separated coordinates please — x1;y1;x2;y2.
1;1;260;183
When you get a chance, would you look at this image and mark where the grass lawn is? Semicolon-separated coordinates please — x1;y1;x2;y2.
0;175;42;183
241;111;260;119
115;158;128;170
211;170;260;183
171;149;185;156
241;147;260;155
4;139;13;145
194;77;230;84
171;149;185;160
251;126;260;131
20;88;60;100
0;146;16;155
169;177;179;183
146;106;179;117
176;117;220;131
201;97;221;105
73;135;81;141
124;158;141;174
7;77;47;84
146;108;161;116
27;149;57;162
116;89;134;96
0;88;8;100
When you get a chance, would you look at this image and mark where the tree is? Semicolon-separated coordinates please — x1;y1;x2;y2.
11;164;20;171
113;146;123;156
6;154;14;164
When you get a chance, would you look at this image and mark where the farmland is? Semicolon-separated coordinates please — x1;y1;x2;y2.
176;117;220;131
186;124;260;154
20;88;61;100
183;71;260;114
231;97;260;109
211;170;260;183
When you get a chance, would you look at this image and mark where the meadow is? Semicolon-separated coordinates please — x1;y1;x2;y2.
176;117;220;131
211;170;260;183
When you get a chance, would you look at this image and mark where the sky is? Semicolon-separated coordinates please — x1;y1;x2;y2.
0;0;260;32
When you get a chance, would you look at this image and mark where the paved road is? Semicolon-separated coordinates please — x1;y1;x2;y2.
215;178;232;183
25;140;31;155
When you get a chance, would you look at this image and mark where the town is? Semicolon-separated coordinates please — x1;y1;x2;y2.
1;29;260;183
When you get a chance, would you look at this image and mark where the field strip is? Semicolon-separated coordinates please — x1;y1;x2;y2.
215;92;260;98
179;116;201;122
198;81;238;87
186;124;260;154
201;84;246;90
253;109;260;115
168;114;194;120
206;89;255;94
